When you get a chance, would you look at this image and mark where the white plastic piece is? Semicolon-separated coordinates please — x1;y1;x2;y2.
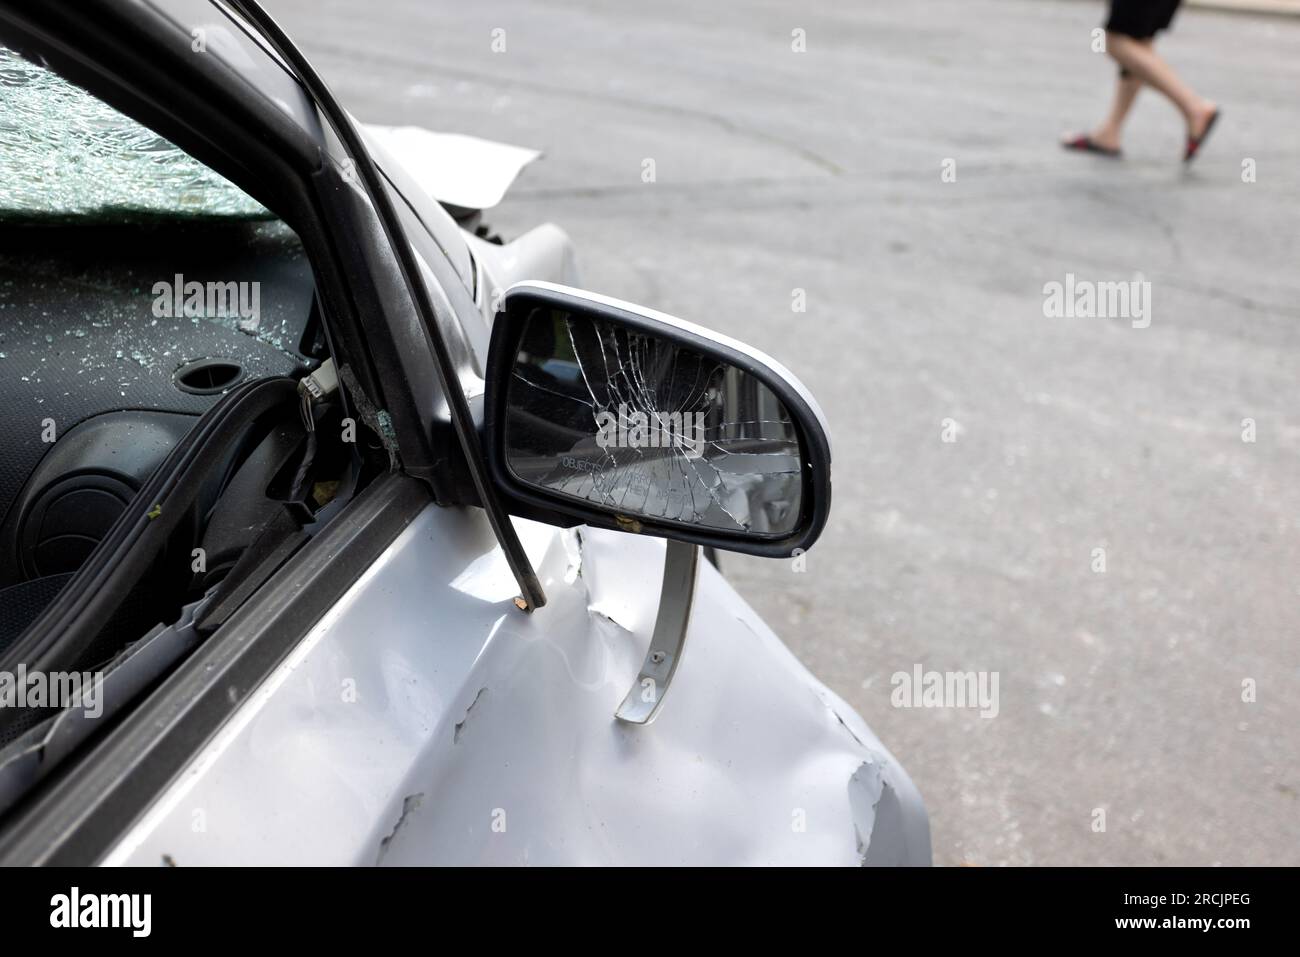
299;357;338;402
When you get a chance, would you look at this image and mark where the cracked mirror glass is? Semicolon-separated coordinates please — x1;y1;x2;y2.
504;306;804;536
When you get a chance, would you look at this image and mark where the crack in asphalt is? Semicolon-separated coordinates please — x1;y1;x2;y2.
306;41;846;176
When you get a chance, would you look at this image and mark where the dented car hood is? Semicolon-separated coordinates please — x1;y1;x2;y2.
363;124;540;212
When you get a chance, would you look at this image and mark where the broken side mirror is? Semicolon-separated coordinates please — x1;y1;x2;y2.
484;281;831;557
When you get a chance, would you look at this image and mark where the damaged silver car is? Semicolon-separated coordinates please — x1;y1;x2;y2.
0;0;929;866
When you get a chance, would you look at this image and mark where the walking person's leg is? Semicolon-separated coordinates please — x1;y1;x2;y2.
1064;66;1143;155
1062;0;1218;161
1101;69;1144;145
1105;32;1217;146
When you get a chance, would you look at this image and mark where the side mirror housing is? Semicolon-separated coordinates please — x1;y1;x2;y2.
484;282;831;557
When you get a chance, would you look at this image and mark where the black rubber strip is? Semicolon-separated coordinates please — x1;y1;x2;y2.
0;376;297;677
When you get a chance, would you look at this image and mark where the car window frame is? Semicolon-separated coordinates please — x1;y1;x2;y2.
0;0;489;853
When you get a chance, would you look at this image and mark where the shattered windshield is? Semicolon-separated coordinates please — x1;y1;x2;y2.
0;46;270;223
504;309;804;535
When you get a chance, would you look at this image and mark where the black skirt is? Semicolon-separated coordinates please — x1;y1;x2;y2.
1106;0;1183;39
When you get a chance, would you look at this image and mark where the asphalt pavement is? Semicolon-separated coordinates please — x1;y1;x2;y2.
264;0;1300;866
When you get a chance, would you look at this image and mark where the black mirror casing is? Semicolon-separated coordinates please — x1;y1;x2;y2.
483;282;832;558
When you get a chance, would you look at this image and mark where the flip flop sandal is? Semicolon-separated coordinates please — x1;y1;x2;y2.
1062;134;1121;158
1184;108;1221;163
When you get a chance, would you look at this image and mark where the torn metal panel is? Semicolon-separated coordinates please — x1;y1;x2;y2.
453;688;486;744
375;793;423;866
848;760;932;867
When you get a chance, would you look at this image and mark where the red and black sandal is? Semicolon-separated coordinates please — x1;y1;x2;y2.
1184;108;1221;164
1061;134;1121;159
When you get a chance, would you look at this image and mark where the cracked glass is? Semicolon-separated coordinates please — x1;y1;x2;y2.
0;45;269;223
504;306;804;536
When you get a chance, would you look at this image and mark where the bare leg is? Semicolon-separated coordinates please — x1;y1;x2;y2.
1105;32;1216;136
1088;70;1143;151
1063;39;1150;152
